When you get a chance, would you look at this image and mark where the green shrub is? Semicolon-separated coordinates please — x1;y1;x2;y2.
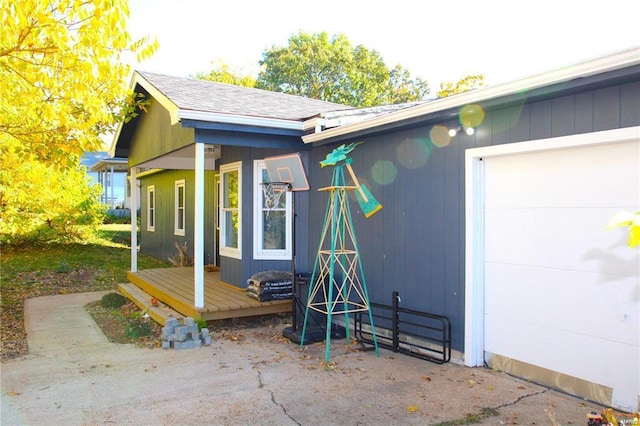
100;292;127;309
196;318;208;331
124;318;152;339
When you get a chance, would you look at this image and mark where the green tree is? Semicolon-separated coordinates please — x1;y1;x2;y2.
437;74;486;98
196;59;257;87
0;0;157;168
255;32;429;107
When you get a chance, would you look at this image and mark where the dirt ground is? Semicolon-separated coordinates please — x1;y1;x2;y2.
1;292;608;425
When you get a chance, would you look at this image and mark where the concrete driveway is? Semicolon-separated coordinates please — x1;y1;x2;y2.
1;292;602;425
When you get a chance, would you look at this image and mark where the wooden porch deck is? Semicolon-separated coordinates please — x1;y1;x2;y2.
123;267;291;322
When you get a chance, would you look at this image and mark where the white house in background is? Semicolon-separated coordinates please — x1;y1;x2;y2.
82;152;139;213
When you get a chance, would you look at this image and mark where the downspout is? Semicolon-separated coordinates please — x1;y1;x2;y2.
194;143;205;308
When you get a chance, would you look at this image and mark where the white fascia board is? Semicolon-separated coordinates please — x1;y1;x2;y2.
132;72;181;124
303;47;640;144
89;158;129;172
177;110;304;131
108;71;181;157
302;117;323;132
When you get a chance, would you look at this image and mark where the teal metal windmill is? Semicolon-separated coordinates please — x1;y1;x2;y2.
301;143;380;361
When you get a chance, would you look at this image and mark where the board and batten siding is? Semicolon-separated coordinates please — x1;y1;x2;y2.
306;79;640;352
128;97;195;166
217;146;312;287
139;170;217;266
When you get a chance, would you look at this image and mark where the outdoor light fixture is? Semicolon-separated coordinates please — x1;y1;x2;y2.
448;126;475;137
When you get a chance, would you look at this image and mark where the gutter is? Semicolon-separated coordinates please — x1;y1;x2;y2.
177;110;305;131
302;47;640;144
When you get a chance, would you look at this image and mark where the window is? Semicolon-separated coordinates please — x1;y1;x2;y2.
253;160;292;260
147;185;155;232
220;162;241;259
174;179;185;236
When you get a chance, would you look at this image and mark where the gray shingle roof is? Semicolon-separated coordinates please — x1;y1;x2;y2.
137;71;352;121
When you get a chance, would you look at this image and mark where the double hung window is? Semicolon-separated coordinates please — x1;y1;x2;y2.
253;160;291;260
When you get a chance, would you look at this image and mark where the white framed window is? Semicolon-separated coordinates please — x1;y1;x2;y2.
253;160;292;260
220;162;241;259
146;185;155;232
174;179;185;236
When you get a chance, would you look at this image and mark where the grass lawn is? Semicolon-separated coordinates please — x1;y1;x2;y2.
0;224;168;361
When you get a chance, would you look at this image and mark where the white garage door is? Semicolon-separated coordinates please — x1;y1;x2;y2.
482;138;639;410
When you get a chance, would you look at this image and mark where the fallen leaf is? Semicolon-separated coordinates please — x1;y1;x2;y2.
487;385;495;391
6;391;21;396
407;405;419;413
467;379;475;387
422;375;431;382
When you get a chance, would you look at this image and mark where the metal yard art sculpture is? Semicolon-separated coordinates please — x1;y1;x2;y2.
301;142;380;361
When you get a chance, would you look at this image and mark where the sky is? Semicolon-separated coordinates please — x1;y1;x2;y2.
126;0;640;92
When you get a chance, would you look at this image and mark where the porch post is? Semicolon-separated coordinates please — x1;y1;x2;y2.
194;143;205;308
109;165;115;209
100;171;106;204
130;167;138;272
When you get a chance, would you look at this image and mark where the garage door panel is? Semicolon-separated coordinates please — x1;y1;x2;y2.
485;207;635;275
482;138;639;410
485;210;639;274
484;142;639;209
485;327;638;400
485;263;638;344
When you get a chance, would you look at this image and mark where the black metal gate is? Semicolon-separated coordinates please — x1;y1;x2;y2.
354;291;451;364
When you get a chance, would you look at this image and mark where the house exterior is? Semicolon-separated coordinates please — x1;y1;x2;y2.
112;48;640;411
82;152;134;213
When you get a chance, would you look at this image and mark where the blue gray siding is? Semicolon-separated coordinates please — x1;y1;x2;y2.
218;146;312;287
307;79;640;352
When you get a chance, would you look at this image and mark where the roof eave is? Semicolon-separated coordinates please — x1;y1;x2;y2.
302;47;640;144
108;71;181;158
177;110;304;131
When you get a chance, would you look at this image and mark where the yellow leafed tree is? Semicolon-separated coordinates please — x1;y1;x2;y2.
0;0;157;167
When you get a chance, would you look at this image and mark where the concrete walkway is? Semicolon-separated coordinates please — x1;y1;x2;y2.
1;292;602;425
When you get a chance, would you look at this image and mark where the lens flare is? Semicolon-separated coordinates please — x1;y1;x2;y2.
430;125;452;147
459;104;485;128
397;137;431;169
371;160;397;185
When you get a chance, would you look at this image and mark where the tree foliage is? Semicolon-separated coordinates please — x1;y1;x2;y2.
608;211;640;248
255;32;430;107
0;0;157;168
196;59;256;87
0;149;106;245
437;74;486;98
0;0;156;244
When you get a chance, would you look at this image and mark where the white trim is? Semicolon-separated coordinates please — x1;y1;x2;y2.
174;179;186;236
146;185;155;232
130;167;138;272
177;110;304;131
253;160;292;260
194;143;205;308
109;71;180;156
463;126;640;367
303;47;640;144
136;168;163;179
220;161;242;260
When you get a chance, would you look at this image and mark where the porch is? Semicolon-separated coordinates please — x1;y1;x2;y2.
119;267;292;325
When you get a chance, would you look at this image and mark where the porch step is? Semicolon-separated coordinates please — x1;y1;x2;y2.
118;282;184;326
